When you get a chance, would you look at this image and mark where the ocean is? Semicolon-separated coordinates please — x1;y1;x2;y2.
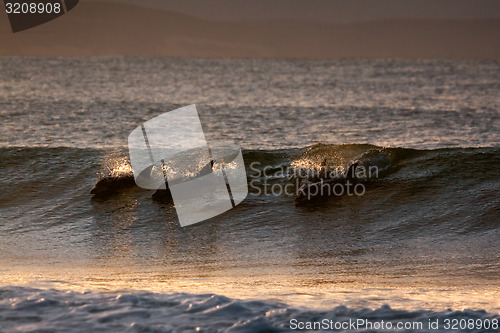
0;57;499;332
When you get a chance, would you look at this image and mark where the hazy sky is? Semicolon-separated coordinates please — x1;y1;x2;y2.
100;0;500;23
2;0;499;58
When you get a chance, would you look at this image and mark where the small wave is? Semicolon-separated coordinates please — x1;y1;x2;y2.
2;145;498;231
246;143;499;189
0;287;498;333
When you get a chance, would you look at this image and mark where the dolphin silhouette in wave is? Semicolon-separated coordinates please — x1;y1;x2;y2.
295;161;360;205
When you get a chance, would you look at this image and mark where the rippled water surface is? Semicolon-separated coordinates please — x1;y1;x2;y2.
1;57;499;149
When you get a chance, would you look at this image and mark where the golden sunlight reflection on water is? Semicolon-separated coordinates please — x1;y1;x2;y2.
1;264;498;313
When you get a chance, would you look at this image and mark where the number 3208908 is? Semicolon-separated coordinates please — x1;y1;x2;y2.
5;2;62;14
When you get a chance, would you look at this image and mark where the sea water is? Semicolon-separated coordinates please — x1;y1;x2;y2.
0;57;499;332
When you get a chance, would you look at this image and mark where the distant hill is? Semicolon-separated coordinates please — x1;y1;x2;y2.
109;0;500;24
1;1;499;58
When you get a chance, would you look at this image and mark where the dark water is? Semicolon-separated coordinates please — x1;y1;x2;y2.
0;57;499;331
